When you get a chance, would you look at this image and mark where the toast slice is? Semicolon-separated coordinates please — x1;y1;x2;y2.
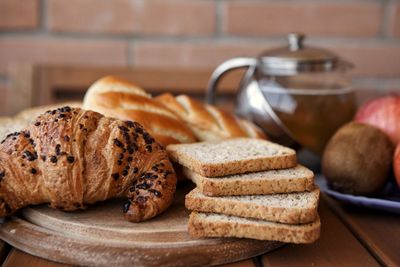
188;212;321;244
166;138;296;177
186;187;320;224
183;165;315;196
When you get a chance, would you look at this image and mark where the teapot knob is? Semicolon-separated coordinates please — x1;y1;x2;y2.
288;33;305;51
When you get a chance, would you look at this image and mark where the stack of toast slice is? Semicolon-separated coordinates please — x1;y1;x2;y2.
167;138;321;244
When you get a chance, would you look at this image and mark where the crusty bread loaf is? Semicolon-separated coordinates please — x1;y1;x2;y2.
0;117;24;143
15;102;82;122
0;102;82;142
188;212;321;244
183;165;315;196
82;76;268;146
83;76;197;146
155;93;266;141
186;188;319;224
167;138;297;177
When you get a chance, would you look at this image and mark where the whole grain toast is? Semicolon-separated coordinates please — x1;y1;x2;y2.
186;187;320;224
188;212;321;244
167;138;297;177
183;165;315;196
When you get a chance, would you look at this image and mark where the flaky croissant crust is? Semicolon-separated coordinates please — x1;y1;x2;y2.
0;107;177;222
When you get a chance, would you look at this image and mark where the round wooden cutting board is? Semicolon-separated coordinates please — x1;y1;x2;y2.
0;184;282;266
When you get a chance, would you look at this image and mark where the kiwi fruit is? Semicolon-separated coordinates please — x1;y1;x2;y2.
322;122;393;195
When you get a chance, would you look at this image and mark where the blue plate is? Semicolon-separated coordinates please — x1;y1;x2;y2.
316;175;400;214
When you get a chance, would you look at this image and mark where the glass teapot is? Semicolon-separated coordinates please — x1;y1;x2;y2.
207;33;356;155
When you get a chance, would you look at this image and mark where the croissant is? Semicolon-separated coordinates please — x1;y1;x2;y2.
0;106;177;222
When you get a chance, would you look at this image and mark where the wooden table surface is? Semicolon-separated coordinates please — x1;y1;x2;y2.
0;192;398;267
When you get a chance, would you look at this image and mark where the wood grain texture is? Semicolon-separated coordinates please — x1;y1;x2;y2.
0;185;281;267
261;197;380;267
221;259;256;267
0;247;260;267
2;249;256;267
323;194;400;267
3;249;70;267
0;240;10;264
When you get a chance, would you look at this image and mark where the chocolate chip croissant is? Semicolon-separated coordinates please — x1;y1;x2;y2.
0;107;177;222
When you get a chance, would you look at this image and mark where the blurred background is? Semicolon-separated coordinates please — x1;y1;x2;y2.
0;0;399;115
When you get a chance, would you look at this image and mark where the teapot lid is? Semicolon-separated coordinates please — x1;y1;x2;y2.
258;33;350;75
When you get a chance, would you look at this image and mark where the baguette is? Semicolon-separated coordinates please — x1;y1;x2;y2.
83;77;268;146
83;76;197;146
155;93;266;141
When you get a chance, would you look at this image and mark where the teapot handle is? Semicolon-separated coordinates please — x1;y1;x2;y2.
206;57;257;104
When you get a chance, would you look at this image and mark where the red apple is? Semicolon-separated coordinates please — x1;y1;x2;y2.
394;144;400;188
355;95;400;145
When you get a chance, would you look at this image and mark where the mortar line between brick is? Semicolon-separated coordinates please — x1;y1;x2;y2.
100;35;400;46
218;0;384;3
39;0;48;32
0;31;400;46
0;33;400;47
0;31;213;42
215;0;223;37
127;40;134;67
380;0;391;38
133;36;400;45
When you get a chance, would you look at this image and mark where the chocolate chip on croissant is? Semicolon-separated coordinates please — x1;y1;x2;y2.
0;107;177;222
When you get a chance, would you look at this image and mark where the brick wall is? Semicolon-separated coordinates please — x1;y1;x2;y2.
1;0;400;114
